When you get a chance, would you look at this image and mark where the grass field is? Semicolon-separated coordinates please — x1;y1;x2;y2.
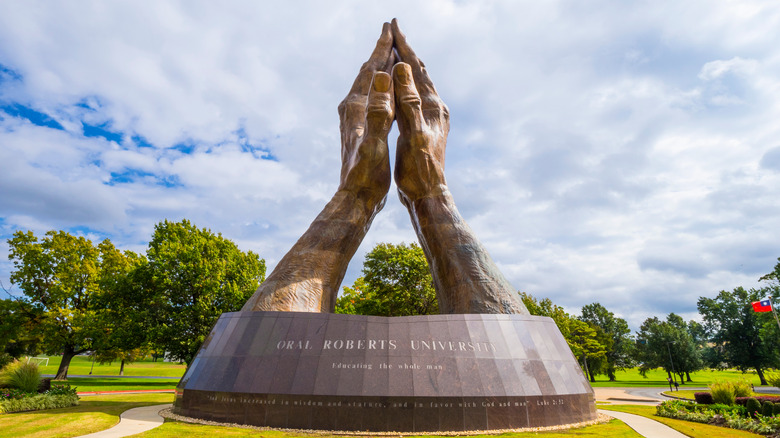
32;355;186;377
66;377;180;392
0;393;174;438
589;367;765;387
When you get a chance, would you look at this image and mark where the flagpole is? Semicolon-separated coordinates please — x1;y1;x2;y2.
770;299;780;332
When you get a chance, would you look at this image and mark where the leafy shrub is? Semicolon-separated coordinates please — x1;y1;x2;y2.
46;383;77;396
736;395;780;405
0;388;27;400
0;393;79;414
0;360;41;393
746;398;761;417
708;403;746;417
733;380;753;397
656;400;711;423
0;353;12;371
694;392;713;404
766;372;780;388
774;402;780;415
710;381;736;405
763;401;774;417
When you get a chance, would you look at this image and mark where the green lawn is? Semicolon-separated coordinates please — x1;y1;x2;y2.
589;368;765;387
0;393;174;438
32;355;186;377
66;377;180;393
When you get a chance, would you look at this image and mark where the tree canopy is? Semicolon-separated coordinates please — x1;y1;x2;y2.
580;302;635;381
336;242;437;316
697;286;780;385
143;219;266;366
6;230;129;379
635;313;703;384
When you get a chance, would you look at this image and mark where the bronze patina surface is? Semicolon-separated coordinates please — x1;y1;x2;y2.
243;19;528;316
178;20;595;432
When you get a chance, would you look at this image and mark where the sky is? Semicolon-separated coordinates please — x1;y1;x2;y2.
1;0;779;331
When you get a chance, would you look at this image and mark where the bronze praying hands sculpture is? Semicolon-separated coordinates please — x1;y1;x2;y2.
242;20;528;315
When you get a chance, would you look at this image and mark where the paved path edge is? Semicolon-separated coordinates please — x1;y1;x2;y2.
75;403;171;438
599;409;688;438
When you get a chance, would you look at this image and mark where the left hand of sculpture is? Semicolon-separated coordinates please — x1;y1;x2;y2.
337;27;396;216
242;23;395;312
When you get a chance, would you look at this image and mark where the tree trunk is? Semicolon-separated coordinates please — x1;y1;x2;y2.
119;359;125;376
55;345;76;380
757;367;768;386
685;371;692;382
581;354;593;382
677;372;685;385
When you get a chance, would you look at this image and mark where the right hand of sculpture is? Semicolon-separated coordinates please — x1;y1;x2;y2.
391;19;451;206
337;22;395;217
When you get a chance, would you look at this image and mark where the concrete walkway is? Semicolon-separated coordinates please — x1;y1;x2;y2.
599;409;688;438
76;404;171;438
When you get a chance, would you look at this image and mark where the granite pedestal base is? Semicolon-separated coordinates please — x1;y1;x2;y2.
173;311;596;432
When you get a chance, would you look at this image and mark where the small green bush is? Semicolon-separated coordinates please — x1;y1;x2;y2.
773;402;780;415
710;381;737;405
766;372;780;388
0;360;41;393
46;383;77;396
0;388;27;400
763;401;774;417
0;393;79;414
733;380;753;397
746;397;761;417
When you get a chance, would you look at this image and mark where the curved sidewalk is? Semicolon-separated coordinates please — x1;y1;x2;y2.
76;403;171;438
599;409;688;438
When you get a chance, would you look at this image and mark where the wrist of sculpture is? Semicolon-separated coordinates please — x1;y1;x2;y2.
403;188;529;315
241;188;382;313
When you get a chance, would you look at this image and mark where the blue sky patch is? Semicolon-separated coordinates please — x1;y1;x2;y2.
82;122;123;143
108;168;182;188
0;64;22;84
1;103;64;130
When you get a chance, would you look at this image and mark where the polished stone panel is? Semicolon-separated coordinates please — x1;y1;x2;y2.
173;311;597;432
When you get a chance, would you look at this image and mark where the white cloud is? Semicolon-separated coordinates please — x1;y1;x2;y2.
2;0;780;331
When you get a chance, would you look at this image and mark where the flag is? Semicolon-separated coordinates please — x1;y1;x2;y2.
752;299;772;313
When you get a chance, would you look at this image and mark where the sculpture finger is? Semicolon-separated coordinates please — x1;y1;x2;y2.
365;71;395;139
391;18;437;100
392;62;424;137
347;22;394;97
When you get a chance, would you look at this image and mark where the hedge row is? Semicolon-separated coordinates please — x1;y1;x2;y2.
0;393;79;414
694;392;780;406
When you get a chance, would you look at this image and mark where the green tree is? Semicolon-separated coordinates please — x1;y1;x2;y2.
520;293;607;381
580;303;635;381
7;230;123;379
0;296;43;367
335;242;437;316
143;219;265;366
635;313;703;385
697;286;780;385
90;243;149;375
